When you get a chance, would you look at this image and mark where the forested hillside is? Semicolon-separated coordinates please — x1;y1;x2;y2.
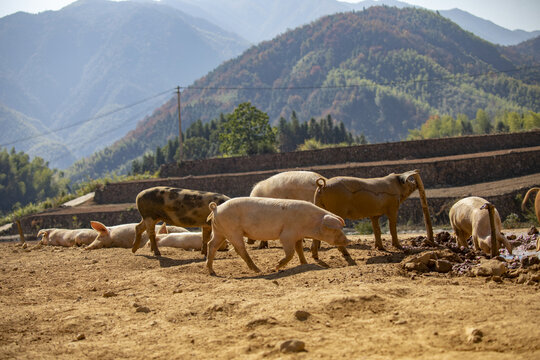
67;6;540;181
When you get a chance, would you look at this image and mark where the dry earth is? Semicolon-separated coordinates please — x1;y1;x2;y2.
1;231;539;359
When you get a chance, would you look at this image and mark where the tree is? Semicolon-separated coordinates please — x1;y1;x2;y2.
219;102;277;156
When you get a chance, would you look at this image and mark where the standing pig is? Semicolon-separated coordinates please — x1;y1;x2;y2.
449;196;512;255
37;228;97;247
206;197;349;276
312;170;434;260
132;186;230;257
248;170;327;248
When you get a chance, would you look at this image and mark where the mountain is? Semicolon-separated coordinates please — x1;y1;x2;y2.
67;6;540;182
161;0;539;46
0;0;249;168
439;8;540;46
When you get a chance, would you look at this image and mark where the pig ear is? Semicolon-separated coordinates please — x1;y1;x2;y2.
399;170;418;184
322;214;344;230
158;223;168;234
90;221;109;236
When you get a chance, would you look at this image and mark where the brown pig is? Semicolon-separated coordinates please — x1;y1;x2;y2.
205;197;349;276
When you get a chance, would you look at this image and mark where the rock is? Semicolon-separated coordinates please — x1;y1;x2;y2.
403;262;429;272
491;276;503;283
102;291;117;298
294;310;311;321
279;339;306;353
434;259;453;273
466;327;483;343
516;274;528;284
473;259;507;277
136;306;151;313
528;226;539;235
76;333;85;341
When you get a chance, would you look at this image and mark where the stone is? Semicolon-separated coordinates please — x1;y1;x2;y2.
279;339;306;353
102;291;117;298
294;310;311;321
76;333;85;341
136;306;151;313
528;226;539;235
473;259;507;277
435;259;453;273
466;327;483;343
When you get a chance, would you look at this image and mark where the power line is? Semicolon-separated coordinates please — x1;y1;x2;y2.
0;87;176;148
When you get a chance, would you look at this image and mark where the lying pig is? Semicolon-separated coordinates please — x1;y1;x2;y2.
248;170;326;248
37;228;97;247
206;197;349;275
151;232;203;251
86;222;182;250
132;186;230;257
449;196;512;255
86;222;143;250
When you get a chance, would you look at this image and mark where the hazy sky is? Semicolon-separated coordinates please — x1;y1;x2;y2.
1;0;539;31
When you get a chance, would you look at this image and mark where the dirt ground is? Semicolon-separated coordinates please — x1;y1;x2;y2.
1;230;539;359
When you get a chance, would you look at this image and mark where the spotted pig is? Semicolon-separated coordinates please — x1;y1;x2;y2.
132;186;230;257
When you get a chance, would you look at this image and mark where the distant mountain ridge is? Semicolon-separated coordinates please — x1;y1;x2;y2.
0;0;249;168
67;6;540;182
439;8;540;46
162;0;540;45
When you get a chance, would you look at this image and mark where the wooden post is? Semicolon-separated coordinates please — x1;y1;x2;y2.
16;220;25;244
484;203;498;258
176;86;183;162
413;172;434;245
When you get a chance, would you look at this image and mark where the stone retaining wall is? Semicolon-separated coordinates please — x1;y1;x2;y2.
161;130;540;177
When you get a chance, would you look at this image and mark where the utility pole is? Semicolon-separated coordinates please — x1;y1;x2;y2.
176;86;183;162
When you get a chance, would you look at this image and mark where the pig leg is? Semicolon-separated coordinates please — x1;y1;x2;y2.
276;237;299;270
310;239;321;260
388;212;402;249
85;239;103;251
472;234;481;251
228;233;261;273
453;227;469;248
498;234;512;254
132;220;147;253
201;226;211;257
295;240;307;265
145;219;160;257
206;232;227;276
371;216;384;250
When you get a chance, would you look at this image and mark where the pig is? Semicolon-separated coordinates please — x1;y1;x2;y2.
37;228;97;247
152;232;203;251
86;222;149;250
248;170;327;248
132;186;230;257
86;222;180;250
449;196;512;255
205;197;350;276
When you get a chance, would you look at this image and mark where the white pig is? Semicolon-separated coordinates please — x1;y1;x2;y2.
449;196;512;255
153;232;203;251
37;228;97;247
250;171;326;201
248;170;327;248
86;222;148;250
86;222;188;250
206;197;349;275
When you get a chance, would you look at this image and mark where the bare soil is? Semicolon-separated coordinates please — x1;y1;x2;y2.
1;230;539;359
